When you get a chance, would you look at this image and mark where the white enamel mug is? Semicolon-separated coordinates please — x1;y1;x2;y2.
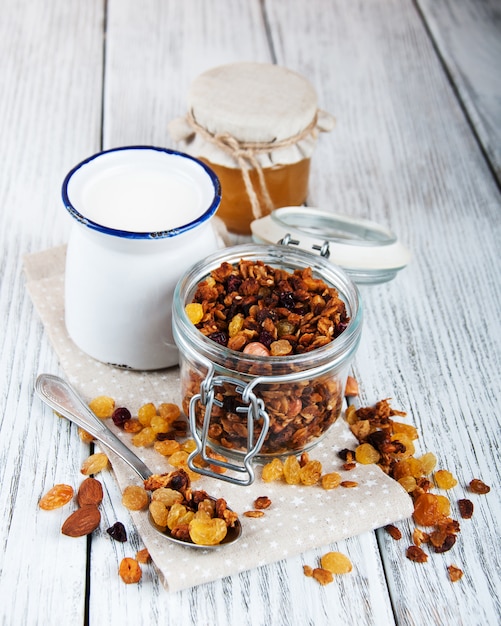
62;146;221;370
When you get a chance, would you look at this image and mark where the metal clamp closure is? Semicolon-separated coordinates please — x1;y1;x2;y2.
187;375;270;486
280;232;330;258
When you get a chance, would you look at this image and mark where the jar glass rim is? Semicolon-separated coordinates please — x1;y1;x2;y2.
62;146;221;240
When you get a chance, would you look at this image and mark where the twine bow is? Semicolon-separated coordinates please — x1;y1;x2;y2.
185;110;322;220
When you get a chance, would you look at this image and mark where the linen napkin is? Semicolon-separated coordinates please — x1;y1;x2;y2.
24;246;413;592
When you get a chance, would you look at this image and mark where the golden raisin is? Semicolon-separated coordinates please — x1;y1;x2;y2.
119;557;142;584
398;476;417;493
392;421;419;440
228;313;244;337
149;500;169;527
88;395;115;419
189;517;227;545
122;485;149;511
355;443;380;465
151;487;184;507
39;484;74;510
283;455;301;485
137;403;157;426
80;452;109;475
262;458;283;482
181;439;197;453
149;415;170;433
132;426;156;447
321;472;342;490
153;439;181;456
320;551;353;574
169;450;190;467
413;493;445;526
158;402;181;423
418;452;437;475
123;418;143;433
78;428;94;443
185;302;204;324
434;469;458;490
299;460;322;486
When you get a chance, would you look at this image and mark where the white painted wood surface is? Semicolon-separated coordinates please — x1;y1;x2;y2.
0;1;500;625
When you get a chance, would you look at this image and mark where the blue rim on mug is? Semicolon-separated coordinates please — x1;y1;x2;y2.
62;145;222;240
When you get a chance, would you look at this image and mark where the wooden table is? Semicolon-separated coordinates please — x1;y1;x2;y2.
1;1;500;624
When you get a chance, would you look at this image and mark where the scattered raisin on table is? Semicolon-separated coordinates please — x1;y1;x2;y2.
39;484;74;510
469;479;490;494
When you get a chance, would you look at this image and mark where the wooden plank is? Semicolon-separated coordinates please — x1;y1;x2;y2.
264;0;501;624
417;0;501;184
0;0;104;623
90;0;396;624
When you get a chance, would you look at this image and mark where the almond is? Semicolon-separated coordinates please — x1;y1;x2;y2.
345;375;359;397
77;477;103;507
61;505;101;537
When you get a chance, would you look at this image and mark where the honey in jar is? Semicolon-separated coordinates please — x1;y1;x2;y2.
168;62;335;235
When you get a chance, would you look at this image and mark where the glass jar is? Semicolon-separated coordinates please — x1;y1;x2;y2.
172;243;362;484
168;62;335;235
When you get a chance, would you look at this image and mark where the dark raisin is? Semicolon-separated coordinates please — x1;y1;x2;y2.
225;275;242;293
156;431;176;441
208;331;228;346
111;407;131;428
107;522;127;542
279;291;295;309
259;330;274;349
458;498;474;519
338;448;355;462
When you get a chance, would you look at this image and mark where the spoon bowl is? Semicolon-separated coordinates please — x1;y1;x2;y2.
35;373;242;549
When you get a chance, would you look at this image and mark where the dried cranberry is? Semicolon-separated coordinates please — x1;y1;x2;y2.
111;407;131;428
208;331;228;346
107;522;127;542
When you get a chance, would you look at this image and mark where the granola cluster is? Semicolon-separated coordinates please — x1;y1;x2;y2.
188;258;350;355
182;259;351;455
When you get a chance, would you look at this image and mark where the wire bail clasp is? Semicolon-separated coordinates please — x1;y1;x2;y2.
187;373;270;485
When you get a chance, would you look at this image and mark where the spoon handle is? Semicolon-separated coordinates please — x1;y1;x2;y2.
35;373;152;481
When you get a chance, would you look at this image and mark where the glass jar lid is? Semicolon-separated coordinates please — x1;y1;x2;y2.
251;206;411;284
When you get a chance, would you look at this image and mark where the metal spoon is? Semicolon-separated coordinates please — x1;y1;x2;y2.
35;373;242;548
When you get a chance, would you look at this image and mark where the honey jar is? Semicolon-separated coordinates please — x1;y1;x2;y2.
168;63;335;235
